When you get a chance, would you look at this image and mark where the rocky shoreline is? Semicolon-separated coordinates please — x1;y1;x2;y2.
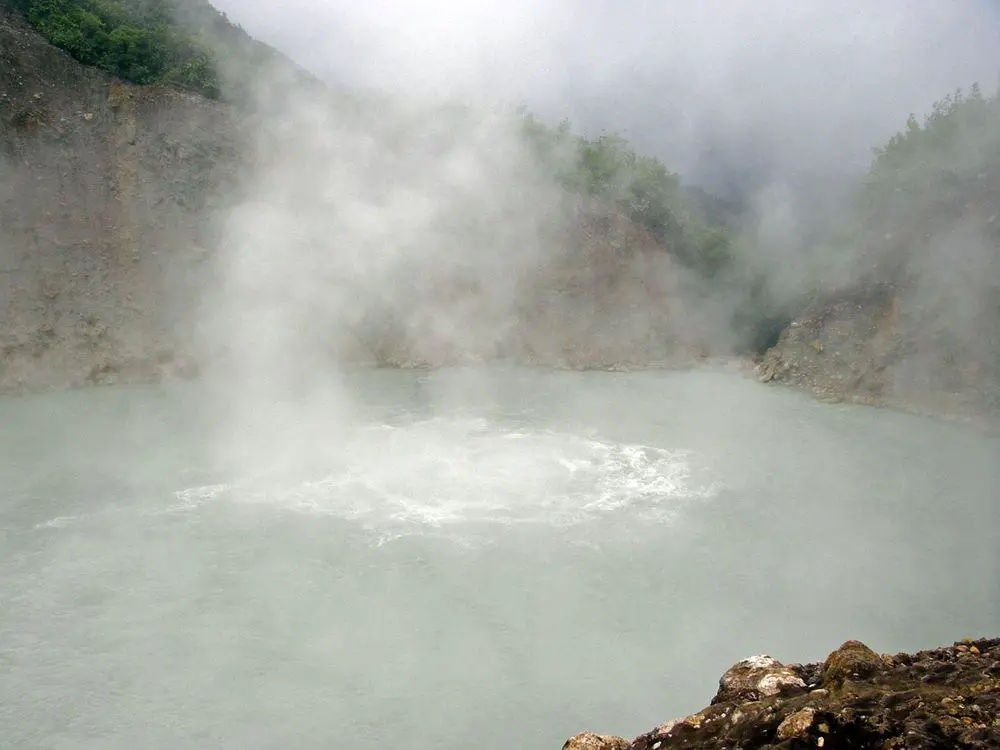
755;287;1000;426
565;638;1000;749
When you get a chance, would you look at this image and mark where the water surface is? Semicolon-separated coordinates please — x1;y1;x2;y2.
1;368;997;748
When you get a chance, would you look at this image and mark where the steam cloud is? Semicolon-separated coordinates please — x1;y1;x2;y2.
190;0;1000;449
210;0;1000;184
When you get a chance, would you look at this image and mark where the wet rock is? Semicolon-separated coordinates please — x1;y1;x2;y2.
821;640;884;686
712;654;806;704
776;706;816;740
569;637;1000;750
562;732;630;750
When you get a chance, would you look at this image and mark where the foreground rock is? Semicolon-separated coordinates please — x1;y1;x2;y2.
566;637;1000;749
563;733;630;750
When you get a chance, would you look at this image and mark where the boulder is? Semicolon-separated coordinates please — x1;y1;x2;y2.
711;654;806;704
562;732;630;750
821;640;884;686
776;707;816;740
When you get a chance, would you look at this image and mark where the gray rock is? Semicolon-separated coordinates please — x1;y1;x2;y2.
712;654;806;704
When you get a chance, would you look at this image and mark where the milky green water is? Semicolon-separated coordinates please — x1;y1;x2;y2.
1;368;997;749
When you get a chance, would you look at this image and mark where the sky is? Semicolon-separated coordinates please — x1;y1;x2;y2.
208;0;1000;192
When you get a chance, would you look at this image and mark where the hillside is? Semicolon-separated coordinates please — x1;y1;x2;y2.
0;2;246;391
5;0;998;419
0;2;738;393
758;86;1000;419
4;0;320;100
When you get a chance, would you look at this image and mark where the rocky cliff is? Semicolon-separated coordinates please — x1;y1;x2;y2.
565;637;1000;749
756;89;1000;422
0;4;241;391
0;5;728;393
756;273;1000;422
6;1;997;420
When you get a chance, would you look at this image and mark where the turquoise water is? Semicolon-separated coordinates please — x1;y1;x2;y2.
1;368;997;748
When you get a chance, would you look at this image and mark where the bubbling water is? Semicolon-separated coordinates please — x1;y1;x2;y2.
173;417;718;537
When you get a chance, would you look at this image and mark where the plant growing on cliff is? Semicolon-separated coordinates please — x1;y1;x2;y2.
11;0;221;96
518;109;736;278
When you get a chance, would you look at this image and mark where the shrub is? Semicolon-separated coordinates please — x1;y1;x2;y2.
12;0;222;97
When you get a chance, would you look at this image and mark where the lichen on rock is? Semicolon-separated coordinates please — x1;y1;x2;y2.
711;654;806;704
562;732;630;750
775;706;816;740
820;639;885;686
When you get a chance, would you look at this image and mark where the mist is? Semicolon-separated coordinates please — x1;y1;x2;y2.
4;2;1000;746
179;0;1000;454
197;91;563;463
210;0;1000;188
194;74;702;453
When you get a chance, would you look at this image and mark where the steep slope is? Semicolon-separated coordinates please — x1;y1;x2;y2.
758;88;1000;420
0;3;241;390
0;4;734;393
4;0;320;100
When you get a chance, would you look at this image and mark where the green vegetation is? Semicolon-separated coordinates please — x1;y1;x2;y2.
802;82;1000;291
10;0;221;96
860;83;1000;237
867;84;1000;197
740;83;1000;352
519;110;736;277
9;0;737;280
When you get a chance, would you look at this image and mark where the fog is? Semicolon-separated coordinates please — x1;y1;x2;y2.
3;4;1000;747
182;0;1000;451
210;0;1000;190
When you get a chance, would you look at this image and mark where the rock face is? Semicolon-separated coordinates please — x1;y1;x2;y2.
362;206;716;372
0;4;241;392
0;7;729;393
568;637;1000;749
757;226;1000;423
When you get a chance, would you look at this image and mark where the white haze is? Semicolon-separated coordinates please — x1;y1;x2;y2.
188;0;1000;460
210;0;1000;186
197;86;573;466
202;0;1000;302
197;80;734;469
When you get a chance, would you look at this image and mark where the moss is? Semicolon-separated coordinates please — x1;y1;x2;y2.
821;640;885;687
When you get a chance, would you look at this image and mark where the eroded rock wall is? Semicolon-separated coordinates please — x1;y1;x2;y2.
0;5;239;391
